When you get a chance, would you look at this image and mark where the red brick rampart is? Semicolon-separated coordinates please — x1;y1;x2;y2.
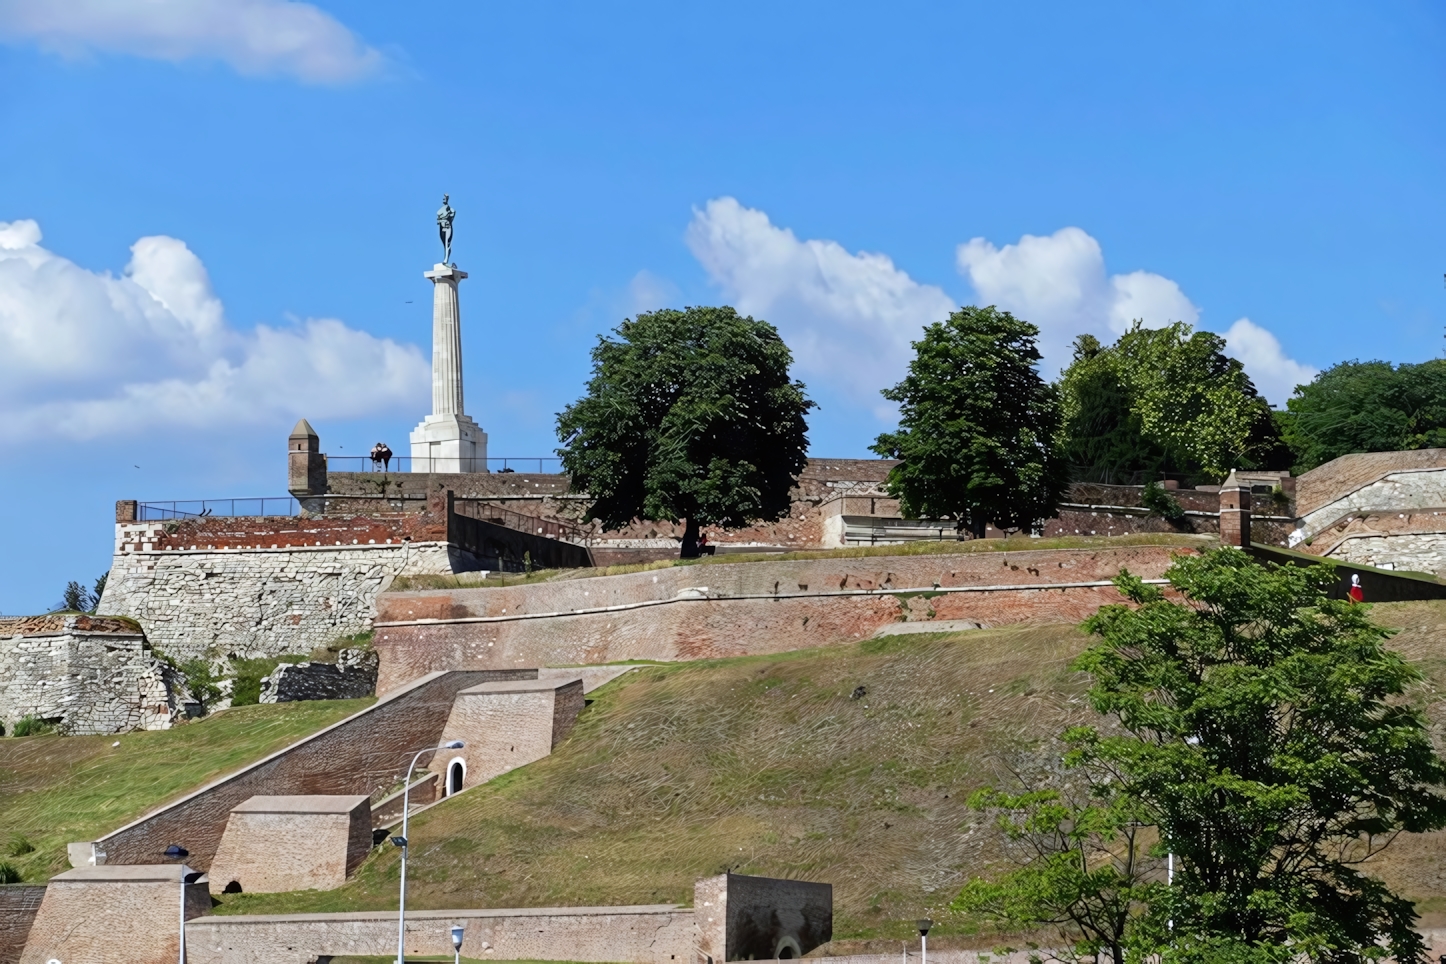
373;544;1198;694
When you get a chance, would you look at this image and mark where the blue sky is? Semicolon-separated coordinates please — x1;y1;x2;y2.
1;1;1444;613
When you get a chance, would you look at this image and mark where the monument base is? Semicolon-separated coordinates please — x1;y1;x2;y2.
409;414;487;473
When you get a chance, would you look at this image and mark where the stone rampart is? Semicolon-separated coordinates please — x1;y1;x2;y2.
1295;448;1446;518
208;795;372;894
372;545;1193;694
98;538;457;661
260;648;378;703
19;865;210;964
186;904;694;964
0;619;175;734
1296;464;1446;541
439;677;585;790
93;669;532;871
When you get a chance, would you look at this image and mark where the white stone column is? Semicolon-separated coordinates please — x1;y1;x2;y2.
428;263;466;415
410;263;487;473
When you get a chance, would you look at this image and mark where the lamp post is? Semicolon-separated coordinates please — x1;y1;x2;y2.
916;918;932;964
451;924;465;964
163;845;189;964
394;740;465;964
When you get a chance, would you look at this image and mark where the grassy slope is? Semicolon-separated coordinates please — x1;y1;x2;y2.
215;623;1101;944
215;601;1446;947
0;699;372;881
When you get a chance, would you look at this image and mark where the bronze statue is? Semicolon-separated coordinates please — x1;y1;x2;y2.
437;194;456;264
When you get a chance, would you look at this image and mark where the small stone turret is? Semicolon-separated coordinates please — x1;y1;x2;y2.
288;419;326;498
1219;469;1252;548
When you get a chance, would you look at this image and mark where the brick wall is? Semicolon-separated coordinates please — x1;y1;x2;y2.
207;796;372;894
695;874;832;964
185;904;694;964
373;545;1191;694
94;669;533;871
19;866;209;964
0;885;46;964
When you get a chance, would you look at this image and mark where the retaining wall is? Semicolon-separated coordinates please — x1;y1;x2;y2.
185;905;694;964
373;545;1194;694
93;669;532;871
0;885;46;964
19;865;210;964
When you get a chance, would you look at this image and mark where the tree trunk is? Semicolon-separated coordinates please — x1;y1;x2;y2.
681;517;700;558
969;514;987;540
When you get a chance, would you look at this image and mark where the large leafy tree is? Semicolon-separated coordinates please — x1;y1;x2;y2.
556;306;813;557
1282;359;1446;472
1073;550;1446;962
1058;323;1285;484
870;306;1066;537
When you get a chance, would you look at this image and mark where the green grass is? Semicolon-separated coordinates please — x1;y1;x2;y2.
390;533;1215;591
0;698;372;881
205;600;1446;949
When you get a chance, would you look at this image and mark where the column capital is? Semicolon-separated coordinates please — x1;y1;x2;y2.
425;263;468;282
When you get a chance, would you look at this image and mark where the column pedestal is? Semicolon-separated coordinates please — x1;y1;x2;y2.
410;413;486;473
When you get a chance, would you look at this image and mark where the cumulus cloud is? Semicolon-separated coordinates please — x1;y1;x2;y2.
686;197;955;414
0;218;427;441
1223;317;1318;406
0;0;383;83
957;227;1199;374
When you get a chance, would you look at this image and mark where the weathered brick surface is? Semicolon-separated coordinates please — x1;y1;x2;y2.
374;546;1192;693
439;678;585;789
0;885;46;964
695;874;832;964
0;625;175;734
19;865;209;964
185;904;694;964
94;670;533;871
208;795;371;894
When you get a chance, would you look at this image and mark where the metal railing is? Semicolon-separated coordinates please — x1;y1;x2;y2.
322;455;563;474
453;499;591;545
137;498;301;520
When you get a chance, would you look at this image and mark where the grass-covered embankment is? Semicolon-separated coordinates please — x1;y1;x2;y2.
0;698;372;881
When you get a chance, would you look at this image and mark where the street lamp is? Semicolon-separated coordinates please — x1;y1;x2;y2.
451;924;465;964
163;845;191;964
395;740;465;964
916;919;932;964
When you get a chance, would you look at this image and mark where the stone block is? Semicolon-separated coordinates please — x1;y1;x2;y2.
439;676;585;792
259;649;378;703
208;795;371;894
20;864;209;964
694;873;832;963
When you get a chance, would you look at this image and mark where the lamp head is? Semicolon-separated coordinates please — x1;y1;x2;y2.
916;919;933;937
391;835;407;848
443;740;464;749
451;924;465;950
163;844;188;859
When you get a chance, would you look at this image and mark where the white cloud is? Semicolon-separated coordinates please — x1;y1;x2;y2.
957;227;1200;375
685;197;956;415
0;0;383;83
0;218;427;441
1223;317;1318;406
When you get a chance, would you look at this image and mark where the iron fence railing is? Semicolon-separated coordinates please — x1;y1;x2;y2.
322;455;563;474
137;498;301;521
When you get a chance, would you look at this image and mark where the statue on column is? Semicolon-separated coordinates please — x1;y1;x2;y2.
437;194;456;265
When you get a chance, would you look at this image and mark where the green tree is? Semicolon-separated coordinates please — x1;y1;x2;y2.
556;306;814;557
1070;549;1446;962
870;306;1066;537
1058;323;1284;484
1282;359;1446;472
955;778;1163;964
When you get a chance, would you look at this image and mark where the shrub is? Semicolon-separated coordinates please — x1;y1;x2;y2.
5;835;34;857
0;863;20;884
229;658;281;707
11;716;54;738
1141;481;1186;523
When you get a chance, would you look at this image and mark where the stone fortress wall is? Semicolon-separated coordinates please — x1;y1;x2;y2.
0;615;176;735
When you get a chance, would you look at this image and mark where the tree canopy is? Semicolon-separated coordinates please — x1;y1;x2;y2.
1058;323;1285;484
1282;359;1446;472
870;305;1066;537
555;306;813;557
957;550;1446;962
